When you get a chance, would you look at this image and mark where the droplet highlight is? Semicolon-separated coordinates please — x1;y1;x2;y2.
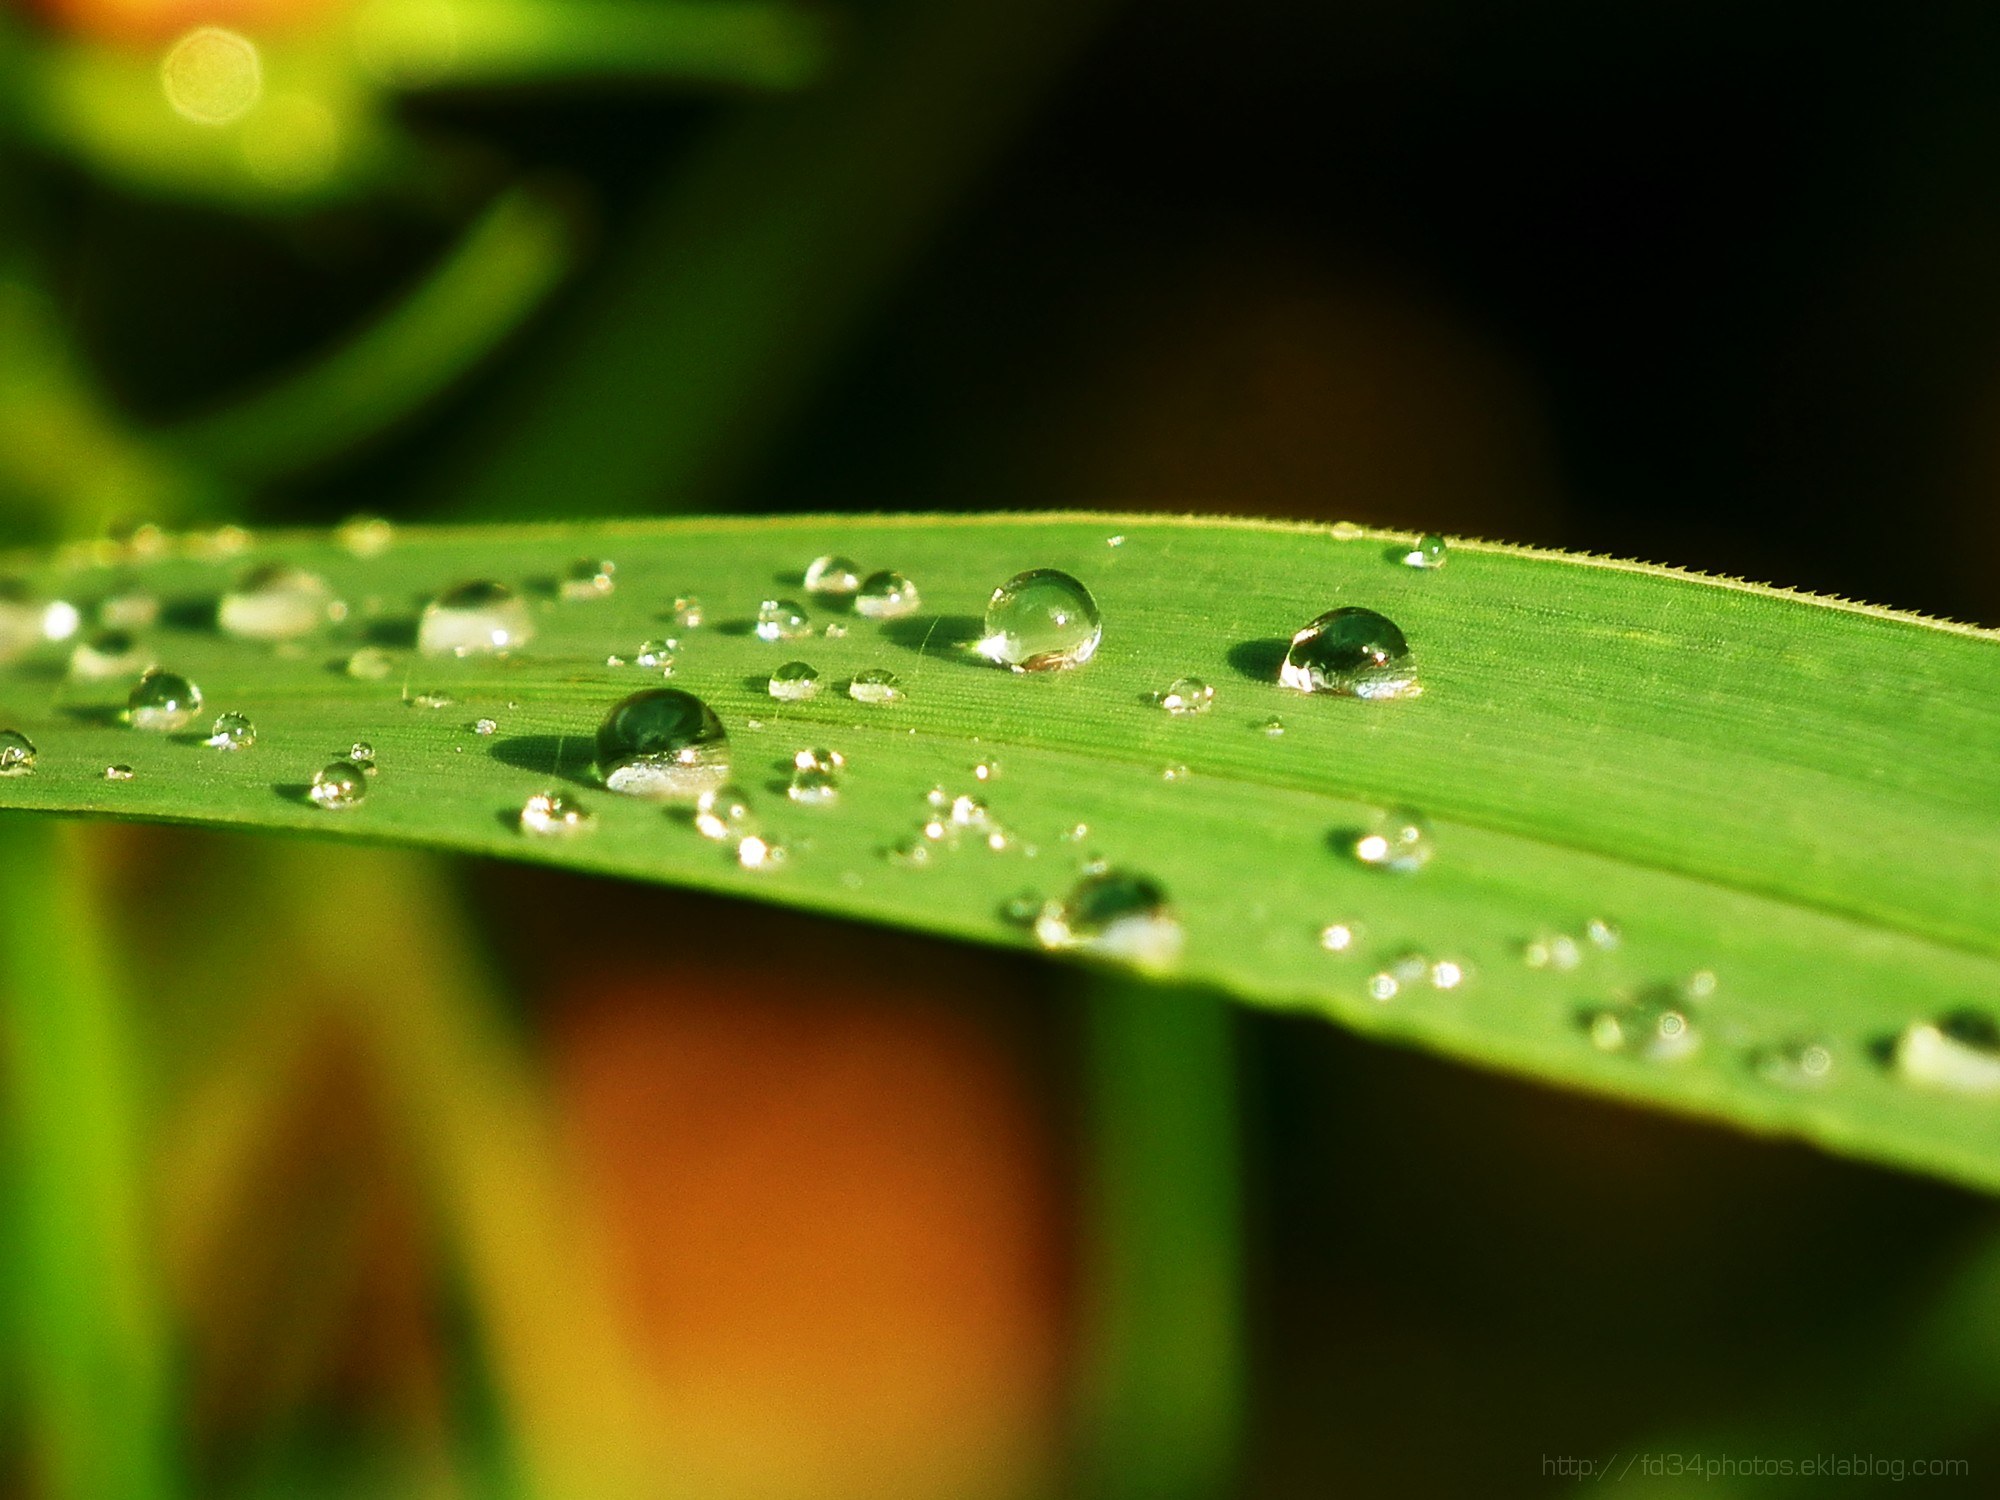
1280;607;1419;699
204;712;255;751
1158;677;1214;714
848;669;902;704
127;669;203;733
418;581;533;657
519;792;594;837
854;571;921;621
309;760;368;810
804;555;862;598
768;661;822;701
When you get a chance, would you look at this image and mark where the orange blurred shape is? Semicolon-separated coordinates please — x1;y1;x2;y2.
553;972;1068;1500
29;0;346;45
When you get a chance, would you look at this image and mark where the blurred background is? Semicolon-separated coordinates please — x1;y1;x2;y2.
1;0;1998;1496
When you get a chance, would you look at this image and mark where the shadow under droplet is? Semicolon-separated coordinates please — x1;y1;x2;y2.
878;615;982;660
1227;638;1289;684
273;783;317;807
714;619;761;637
59;704;127;728
363;615;419;648
161;596;219;632
1865;1033;1898;1071
490;734;595;788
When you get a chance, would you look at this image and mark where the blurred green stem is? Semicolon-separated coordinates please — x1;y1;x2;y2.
0;817;178;1500
1079;984;1246;1500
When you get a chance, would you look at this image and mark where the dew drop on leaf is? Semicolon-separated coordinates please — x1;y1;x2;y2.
636;638;676;669
418;581;533;657
472;718;498;736
1158;677;1214;714
348;742;376;772
1319;921;1361;953
804;554;862;598
519;791;594;837
346;646;395;680
127;669;203;732
1347;808;1433;872
559;558;616;601
1753;1038;1835;1088
102;764;134;782
848;669;902;704
1280;607;1419;699
337;514;394;557
0;729;37;776
788;766;839;805
69;630;151;682
218;563;341;641
768;661;822;701
794;746;845;774
974;569;1100;671
1033;870;1183;971
755;599;812;642
671;595;704;628
309;761;368;810
1893;1012;2000;1097
853;570;921;621
205;712;255;751
694;784;758;841
1587;993;1700;1062
98;591;159;630
1401;532;1448;569
596;688;731;802
1260;716;1286;737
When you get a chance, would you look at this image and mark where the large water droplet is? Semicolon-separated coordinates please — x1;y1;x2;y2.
848;669;902;704
854;570;921;620
520;791;594;837
768;661;822;701
218;562;340;640
1400;533;1448;569
1280;607;1419;699
0;729;36;776
309;760;368;810
1894;1012;2000;1097
1588;992;1700;1062
1158;677;1214;714
418;581;533;657
559;558;616;601
974;569;1101;671
756;599;812;642
595;687;731;801
346;646;395;681
804;555;862;598
204;712;255;751
1347;808;1433;872
127;669;203;732
1033;870;1183;971
69;629;152;682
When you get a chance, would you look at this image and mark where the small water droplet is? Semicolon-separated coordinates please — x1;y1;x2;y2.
823;621;849;639
671;595;704;628
949;794;994;829
597;688;731;801
804;554;862;598
0;730;38;776
346;646;396;680
69;629;152;682
219;562;340;640
735;834;786;870
1523;933;1582;971
1400;532;1448;569
348;742;377;772
128;669;203;732
854;570;921;621
1347;808;1433;872
794;746;846;773
406;690;455;709
309;760;368;810
102;763;135;782
1586;917;1622;950
559;558;616;601
1161;764;1190;782
755;599;812;642
1260;716;1286;737
1366;971;1401;1001
1588;993;1700;1062
1430;959;1468;990
768;661;822;701
973;759;999;782
1158;677;1214;714
1329;521;1364;541
605;655;627;668
788;766;839;805
1893;1012;2000;1096
1753;1038;1835;1088
472;717;498;736
1033;870;1182;970
693;784;756;838
1319;922;1361;953
519;791;594;837
1281;607;1419;699
418;581;533;657
888;837;934;867
1684;969;1718;999
974;569;1101;671
204;712;255;750
848;669;902;704
1060;822;1089;842
98;591;159;630
636;639;677;669
337;514;394;557
1106;534;1125;548
1001;891;1044;924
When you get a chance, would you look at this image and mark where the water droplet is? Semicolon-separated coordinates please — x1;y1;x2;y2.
888;837;934;867
636;638;677;669
1753;1038;1835;1088
1161;764;1191;782
596;688;731;801
1430;959;1468;990
1586;917;1622;950
605;655;627;668
1260;716;1286;737
98;591;159;630
794;746;846;774
1684;969;1718;999
973;759;999;782
853;570;921;621
1400;532;1448;569
204;712;255;751
0;582;40;663
804;555;862;598
974;569;1101;671
768;661;822;701
1347;808;1433;872
42;598;81;642
348;742;376;772
1158;677;1214;714
1329;521;1364;541
755;599;812;642
418;581;533;657
218;563;340;641
559;558;616;601
1366;971;1401;1001
949;794;993;829
1588;993;1700;1062
1893;1012;2000;1097
735;834;786;870
823;621;849;639
671;595;704;628
1001;891;1044;924
1060;822;1089;842
68;629;152;682
0;730;37;776
102;764;135;782
309;760;368;810
1106;534;1125;548
1523;933;1582;971
345;646;395;681
694;783;758;841
1281;607;1419;699
337;514;394;557
519;791;594;837
472;717;498;736
127;669;203;732
1033;870;1182;970
788;766;839;805
848;669;902;704
1319;922;1361;953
